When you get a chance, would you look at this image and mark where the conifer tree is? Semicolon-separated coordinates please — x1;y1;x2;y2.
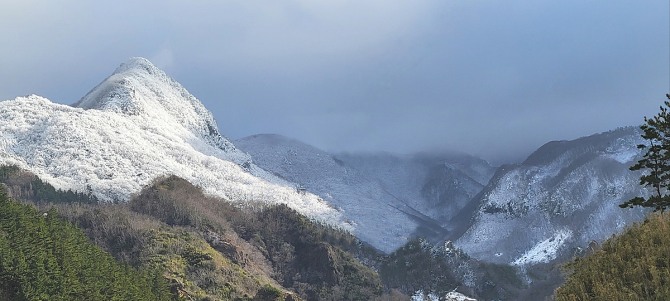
621;94;670;212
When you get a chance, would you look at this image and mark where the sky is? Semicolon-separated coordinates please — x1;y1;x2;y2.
1;1;668;164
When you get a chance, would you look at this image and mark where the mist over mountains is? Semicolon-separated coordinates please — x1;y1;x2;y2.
236;134;497;252
0;57;656;300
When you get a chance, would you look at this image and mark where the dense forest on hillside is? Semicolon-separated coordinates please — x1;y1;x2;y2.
0;166;392;301
378;238;536;300
555;213;670;300
0;188;174;301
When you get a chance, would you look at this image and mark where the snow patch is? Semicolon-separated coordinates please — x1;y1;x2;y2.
512;230;572;266
445;291;477;301
605;149;638;164
604;136;641;164
412;291;476;301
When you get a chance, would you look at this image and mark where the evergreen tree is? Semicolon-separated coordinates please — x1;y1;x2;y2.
621;94;670;212
0;189;175;301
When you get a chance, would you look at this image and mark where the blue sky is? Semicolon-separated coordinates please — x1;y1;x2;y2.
1;1;668;163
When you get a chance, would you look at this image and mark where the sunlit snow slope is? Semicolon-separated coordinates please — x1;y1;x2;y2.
455;127;648;265
0;58;348;230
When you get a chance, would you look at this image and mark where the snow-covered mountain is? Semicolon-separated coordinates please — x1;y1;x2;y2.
0;58;348;230
236;134;420;251
74;57;239;155
454;127;649;266
337;152;495;224
236;134;496;251
0;57;652;260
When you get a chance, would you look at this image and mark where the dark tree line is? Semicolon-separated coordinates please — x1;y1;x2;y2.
0;189;175;301
0;165;98;205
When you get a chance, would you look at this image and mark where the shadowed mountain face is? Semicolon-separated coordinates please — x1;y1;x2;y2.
337;151;495;224
454;127;649;266
236;134;496;252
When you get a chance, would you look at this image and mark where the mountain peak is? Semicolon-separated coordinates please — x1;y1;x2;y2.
74;57;171;113
74;57;237;153
113;57;159;75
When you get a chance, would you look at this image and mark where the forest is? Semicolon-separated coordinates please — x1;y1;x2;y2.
0;166;387;301
4;157;670;300
0;188;173;301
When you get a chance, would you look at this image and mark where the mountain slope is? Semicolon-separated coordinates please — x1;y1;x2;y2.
0;58;348;230
455;127;649;266
236;134;420;252
336;152;495;224
0;166;386;301
236;134;496;252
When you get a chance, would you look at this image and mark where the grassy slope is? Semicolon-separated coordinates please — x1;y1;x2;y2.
555;213;670;301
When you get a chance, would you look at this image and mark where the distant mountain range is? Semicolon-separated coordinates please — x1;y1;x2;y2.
236;134;496;251
238;128;649;266
0;58;650;266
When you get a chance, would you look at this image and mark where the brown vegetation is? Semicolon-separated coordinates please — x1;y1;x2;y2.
1;167;386;301
555;213;670;300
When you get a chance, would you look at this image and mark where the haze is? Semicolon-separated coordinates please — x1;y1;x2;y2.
1;1;668;164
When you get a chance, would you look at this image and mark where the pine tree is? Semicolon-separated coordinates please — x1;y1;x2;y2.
621;94;670;212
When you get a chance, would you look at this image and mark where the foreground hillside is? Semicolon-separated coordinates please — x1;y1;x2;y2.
0;188;173;301
0;165;387;301
556;213;670;300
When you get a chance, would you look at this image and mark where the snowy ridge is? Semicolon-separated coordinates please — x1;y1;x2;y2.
75;57;239;157
455;127;649;265
0;58;350;230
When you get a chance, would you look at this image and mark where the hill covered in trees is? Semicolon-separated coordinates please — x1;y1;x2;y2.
555;213;670;300
0;188;173;301
0;165;389;301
